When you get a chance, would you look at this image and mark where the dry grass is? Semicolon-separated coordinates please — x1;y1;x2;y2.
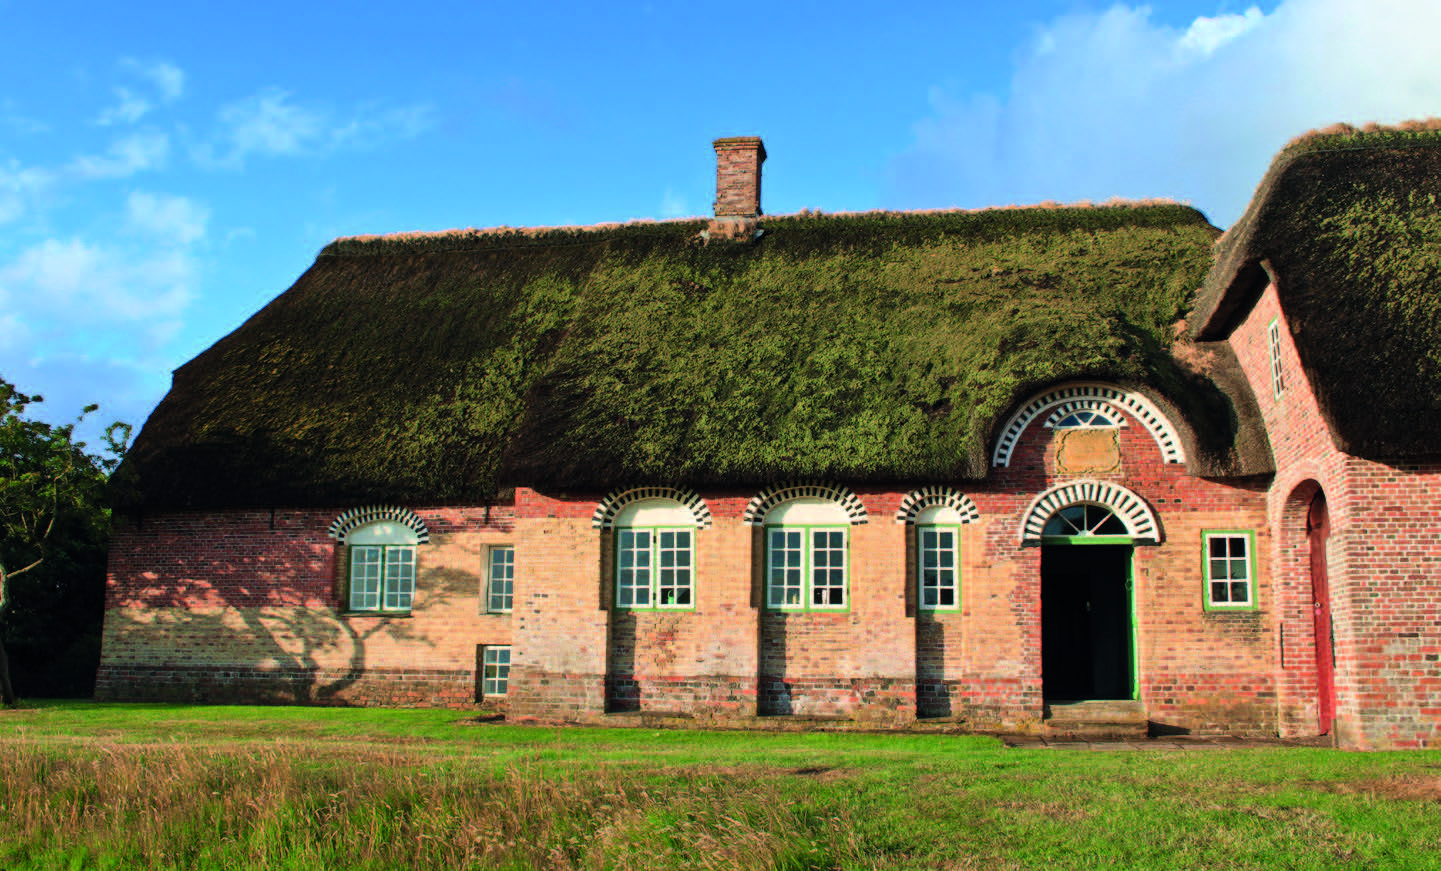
0;738;859;870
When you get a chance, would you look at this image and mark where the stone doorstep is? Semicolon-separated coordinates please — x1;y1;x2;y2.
1042;699;1149;739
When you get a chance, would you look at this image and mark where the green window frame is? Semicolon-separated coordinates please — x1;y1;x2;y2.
481;645;510;697
347;544;416;613
766;525;848;610
486;545;514;613
615;527;694;609
917;525;960;610
1203;530;1257;611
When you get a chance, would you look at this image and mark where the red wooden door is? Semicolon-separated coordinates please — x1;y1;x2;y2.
1307;492;1335;735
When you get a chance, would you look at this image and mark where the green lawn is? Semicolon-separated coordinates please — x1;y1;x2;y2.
3;702;1440;870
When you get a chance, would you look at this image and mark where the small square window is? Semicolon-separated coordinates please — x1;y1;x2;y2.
487;546;514;613
1268;319;1286;399
1203;531;1256;610
481;645;510;697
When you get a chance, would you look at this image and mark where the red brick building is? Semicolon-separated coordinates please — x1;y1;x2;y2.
98;127;1441;749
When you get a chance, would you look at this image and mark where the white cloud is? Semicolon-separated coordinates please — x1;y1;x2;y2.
0;159;53;224
126;191;209;246
196;88;435;168
887;0;1441;228
1177;6;1266;58
126;58;185;103
96;86;152;126
69;131;170;179
0;236;195;324
221;88;326;158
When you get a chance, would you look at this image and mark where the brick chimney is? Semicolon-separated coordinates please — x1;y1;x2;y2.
712;136;766;218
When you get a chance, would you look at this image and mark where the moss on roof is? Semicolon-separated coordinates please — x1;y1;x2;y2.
123;204;1244;509
1196;121;1441;458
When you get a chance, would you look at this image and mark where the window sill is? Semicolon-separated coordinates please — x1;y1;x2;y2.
338;610;414;619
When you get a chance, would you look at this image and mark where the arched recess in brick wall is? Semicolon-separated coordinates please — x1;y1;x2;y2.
327;505;431;544
591;486;712;529
991;382;1186;467
743;482;868;526
894;486;981;525
1018;479;1160;544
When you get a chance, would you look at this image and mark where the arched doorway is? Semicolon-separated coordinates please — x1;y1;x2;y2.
1308;492;1336;734
1039;504;1136;701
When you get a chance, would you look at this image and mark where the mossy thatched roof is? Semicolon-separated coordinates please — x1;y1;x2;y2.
1195;121;1441;459
122;203;1262;509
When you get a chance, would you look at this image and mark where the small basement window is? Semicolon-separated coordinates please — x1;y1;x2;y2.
1204;531;1256;610
481;645;510;697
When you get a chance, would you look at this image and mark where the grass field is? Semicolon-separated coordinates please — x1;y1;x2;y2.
3;702;1441;870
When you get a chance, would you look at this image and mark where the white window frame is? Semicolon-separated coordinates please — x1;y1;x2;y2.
1268;318;1286;399
481;645;510;697
916;525;961;610
765;525;849;611
486;545;514;613
615;527;695;609
347;543;416;613
1203;530;1257;611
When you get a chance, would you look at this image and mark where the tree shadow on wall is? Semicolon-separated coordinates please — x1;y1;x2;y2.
105;516;476;706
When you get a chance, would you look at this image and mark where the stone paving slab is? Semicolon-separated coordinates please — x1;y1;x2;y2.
1004;735;1334;750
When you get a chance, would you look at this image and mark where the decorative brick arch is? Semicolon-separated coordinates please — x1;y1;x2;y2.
991;383;1185;467
894;486;981;525
743;482;869;527
1018;480;1160;544
591;486;712;529
327;505;431;544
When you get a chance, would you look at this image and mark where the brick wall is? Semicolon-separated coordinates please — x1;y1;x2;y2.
1230;282;1441;749
97;505;515;708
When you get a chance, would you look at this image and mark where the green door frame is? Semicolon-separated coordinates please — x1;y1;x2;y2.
1039;535;1139;700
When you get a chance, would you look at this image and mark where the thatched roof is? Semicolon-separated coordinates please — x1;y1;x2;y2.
121;203;1266;510
1194;121;1441;459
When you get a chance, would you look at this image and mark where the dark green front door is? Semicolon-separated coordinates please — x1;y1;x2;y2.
1041;544;1134;701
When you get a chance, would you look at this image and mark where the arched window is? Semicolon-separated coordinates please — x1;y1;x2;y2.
765;498;849;610
915;504;963;610
1053;408;1119;428
1041;504;1129;538
345;520;420;613
614;499;697;609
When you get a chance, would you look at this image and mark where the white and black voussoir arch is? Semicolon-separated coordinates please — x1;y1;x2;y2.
743;482;869;526
991;383;1185;467
327;505;431;544
1018;480;1160;545
894;486;981;525
591;486;713;529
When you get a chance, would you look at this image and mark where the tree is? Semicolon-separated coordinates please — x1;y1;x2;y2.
0;378;128;707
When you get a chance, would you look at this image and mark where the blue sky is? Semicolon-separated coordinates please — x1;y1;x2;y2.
2;0;1439;445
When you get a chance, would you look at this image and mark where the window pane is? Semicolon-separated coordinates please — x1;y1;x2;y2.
656;527;693;608
811;529;846;608
488;546;514;612
483;646;510;697
616;531;652;607
917;526;958;609
768;528;804;607
350;546;381;610
1211;580;1229;603
1230;582;1249;604
384;547;415;610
